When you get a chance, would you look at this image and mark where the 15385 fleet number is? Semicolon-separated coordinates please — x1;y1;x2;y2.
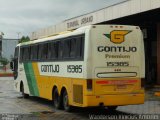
67;65;82;73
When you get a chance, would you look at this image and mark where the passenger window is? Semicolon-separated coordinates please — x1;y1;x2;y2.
58;41;63;59
31;45;38;60
76;36;84;58
23;46;30;61
38;43;48;60
20;47;24;62
63;39;70;59
19;34;84;62
14;47;19;58
70;39;76;58
48;41;58;60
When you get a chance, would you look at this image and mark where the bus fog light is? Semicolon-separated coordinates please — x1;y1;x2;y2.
96;96;100;98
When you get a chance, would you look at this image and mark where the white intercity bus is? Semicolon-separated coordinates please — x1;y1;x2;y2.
11;25;145;111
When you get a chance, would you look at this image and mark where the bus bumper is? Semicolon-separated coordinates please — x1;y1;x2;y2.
83;93;145;107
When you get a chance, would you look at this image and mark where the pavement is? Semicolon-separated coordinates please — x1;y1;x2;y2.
0;77;13;80
0;78;160;120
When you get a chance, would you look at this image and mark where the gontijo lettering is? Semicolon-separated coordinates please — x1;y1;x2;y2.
98;46;137;52
41;65;59;73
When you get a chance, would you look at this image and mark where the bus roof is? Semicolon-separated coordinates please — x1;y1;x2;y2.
17;25;92;47
17;24;139;47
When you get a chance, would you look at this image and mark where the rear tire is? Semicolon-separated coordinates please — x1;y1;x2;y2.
53;88;61;109
63;90;72;112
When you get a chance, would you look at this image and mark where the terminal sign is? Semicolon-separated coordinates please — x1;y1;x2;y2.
67;16;93;29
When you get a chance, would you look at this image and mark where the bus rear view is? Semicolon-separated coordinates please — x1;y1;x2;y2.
85;25;145;108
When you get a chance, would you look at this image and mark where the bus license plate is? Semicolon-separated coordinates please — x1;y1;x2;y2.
117;85;127;89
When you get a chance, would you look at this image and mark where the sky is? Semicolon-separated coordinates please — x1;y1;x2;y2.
0;0;125;39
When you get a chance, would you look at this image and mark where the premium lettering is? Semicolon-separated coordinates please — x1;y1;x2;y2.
105;54;130;59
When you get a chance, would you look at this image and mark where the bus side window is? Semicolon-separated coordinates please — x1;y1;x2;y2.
31;45;38;61
23;46;30;61
38;43;48;60
34;45;38;60
70;39;76;58
55;42;59;59
63;39;70;59
76;36;84;59
27;46;31;61
81;36;84;59
20;47;23;62
42;43;48;60
38;44;41;60
48;42;52;59
48;41;58;60
58;41;63;59
30;46;34;60
14;47;19;59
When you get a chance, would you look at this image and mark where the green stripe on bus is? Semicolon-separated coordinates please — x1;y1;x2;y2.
24;63;39;96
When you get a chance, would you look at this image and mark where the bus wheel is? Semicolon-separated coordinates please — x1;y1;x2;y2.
107;106;118;111
53;88;61;109
63;90;72;112
21;84;29;98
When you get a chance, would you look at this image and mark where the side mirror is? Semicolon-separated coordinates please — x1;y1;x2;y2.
10;60;14;71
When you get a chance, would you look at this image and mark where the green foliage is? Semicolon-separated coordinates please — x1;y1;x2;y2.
0;57;9;66
19;36;30;43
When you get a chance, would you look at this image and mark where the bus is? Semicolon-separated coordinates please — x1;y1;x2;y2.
11;25;145;111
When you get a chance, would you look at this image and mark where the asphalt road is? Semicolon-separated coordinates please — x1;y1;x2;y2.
0;78;159;120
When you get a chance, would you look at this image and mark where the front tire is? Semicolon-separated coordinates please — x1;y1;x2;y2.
21;84;29;98
63;90;72;112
